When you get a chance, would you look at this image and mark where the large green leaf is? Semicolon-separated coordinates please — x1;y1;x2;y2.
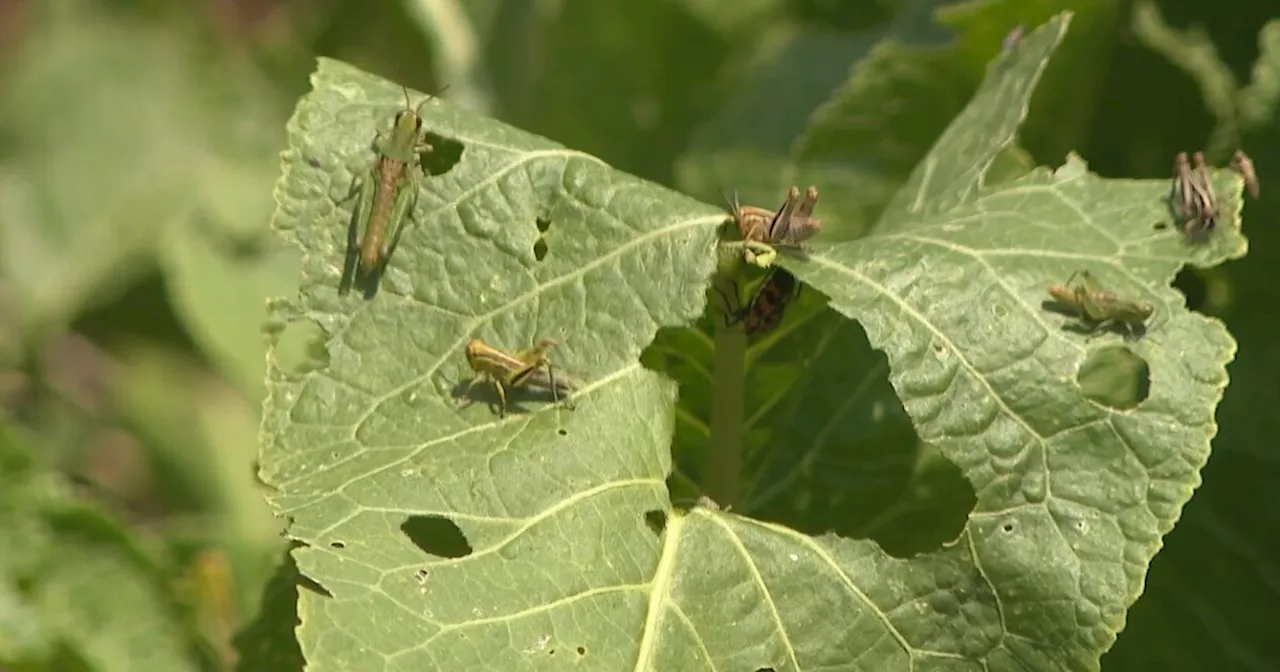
1104;17;1280;670
261;12;1243;668
261;57;720;670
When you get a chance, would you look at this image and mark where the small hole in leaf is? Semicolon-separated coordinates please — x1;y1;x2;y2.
534;238;548;261
644;510;667;536
576;646;586;656
329;540;345;549
1002;522;1015;533
1152;219;1168;230
420;133;464;176
1077;346;1150;410
536;217;552;233
557;428;567;436
401;515;473;558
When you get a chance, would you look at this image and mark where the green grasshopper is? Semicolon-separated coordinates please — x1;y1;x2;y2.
1046;270;1153;341
725;185;823;268
462;338;578;418
346;86;436;283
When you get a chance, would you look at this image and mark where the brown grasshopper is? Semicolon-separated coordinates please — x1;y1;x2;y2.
1230;149;1259;200
461;338;577;418
1170;151;1220;241
725;186;823;267
1047;270;1154;341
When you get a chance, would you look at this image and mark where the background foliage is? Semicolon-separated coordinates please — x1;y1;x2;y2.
0;0;1277;670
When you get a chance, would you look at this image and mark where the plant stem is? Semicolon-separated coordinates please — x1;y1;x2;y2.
704;276;746;509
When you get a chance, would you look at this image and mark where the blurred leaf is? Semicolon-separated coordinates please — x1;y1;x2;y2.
490;0;727;184
675;0;779;34
676;23;876;208
1131;0;1240;158
160;222;301;399
0;6;287;347
400;0;494;113
0;426;199;671
1238;20;1280;132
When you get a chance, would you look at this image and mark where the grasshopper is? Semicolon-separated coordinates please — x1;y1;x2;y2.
462;338;577;418
1170;151;1220;241
1046;270;1153;340
346;86;436;282
725;186;823;268
716;267;802;337
1230;149;1259;200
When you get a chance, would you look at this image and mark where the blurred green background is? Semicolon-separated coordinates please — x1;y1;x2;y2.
0;0;1277;670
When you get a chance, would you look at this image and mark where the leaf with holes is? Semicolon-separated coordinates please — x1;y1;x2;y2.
261;14;1244;672
261;58;723;671
775;14;1246;669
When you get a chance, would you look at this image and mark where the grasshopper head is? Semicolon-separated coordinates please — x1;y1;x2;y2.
464;339;485;364
393;109;424;133
1046;283;1077;306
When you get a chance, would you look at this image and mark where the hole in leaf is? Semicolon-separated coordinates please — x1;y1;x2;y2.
274;319;329;376
533;238;548;261
535;217;552;233
1077;345;1150;410
402;515;473;558
576;646;586;656
1152;219;1168;230
557;427;567;436
420;133;463;176
329;540;345;549
643;510;666;536
1002;521;1015;533
1173;267;1207;313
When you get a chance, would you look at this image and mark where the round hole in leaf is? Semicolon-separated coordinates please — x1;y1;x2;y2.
1077;345;1150;410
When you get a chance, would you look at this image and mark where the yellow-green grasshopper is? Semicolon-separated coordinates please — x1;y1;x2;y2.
1046;270;1154;341
461;338;578;418
345;86;437;284
725;185;823;268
